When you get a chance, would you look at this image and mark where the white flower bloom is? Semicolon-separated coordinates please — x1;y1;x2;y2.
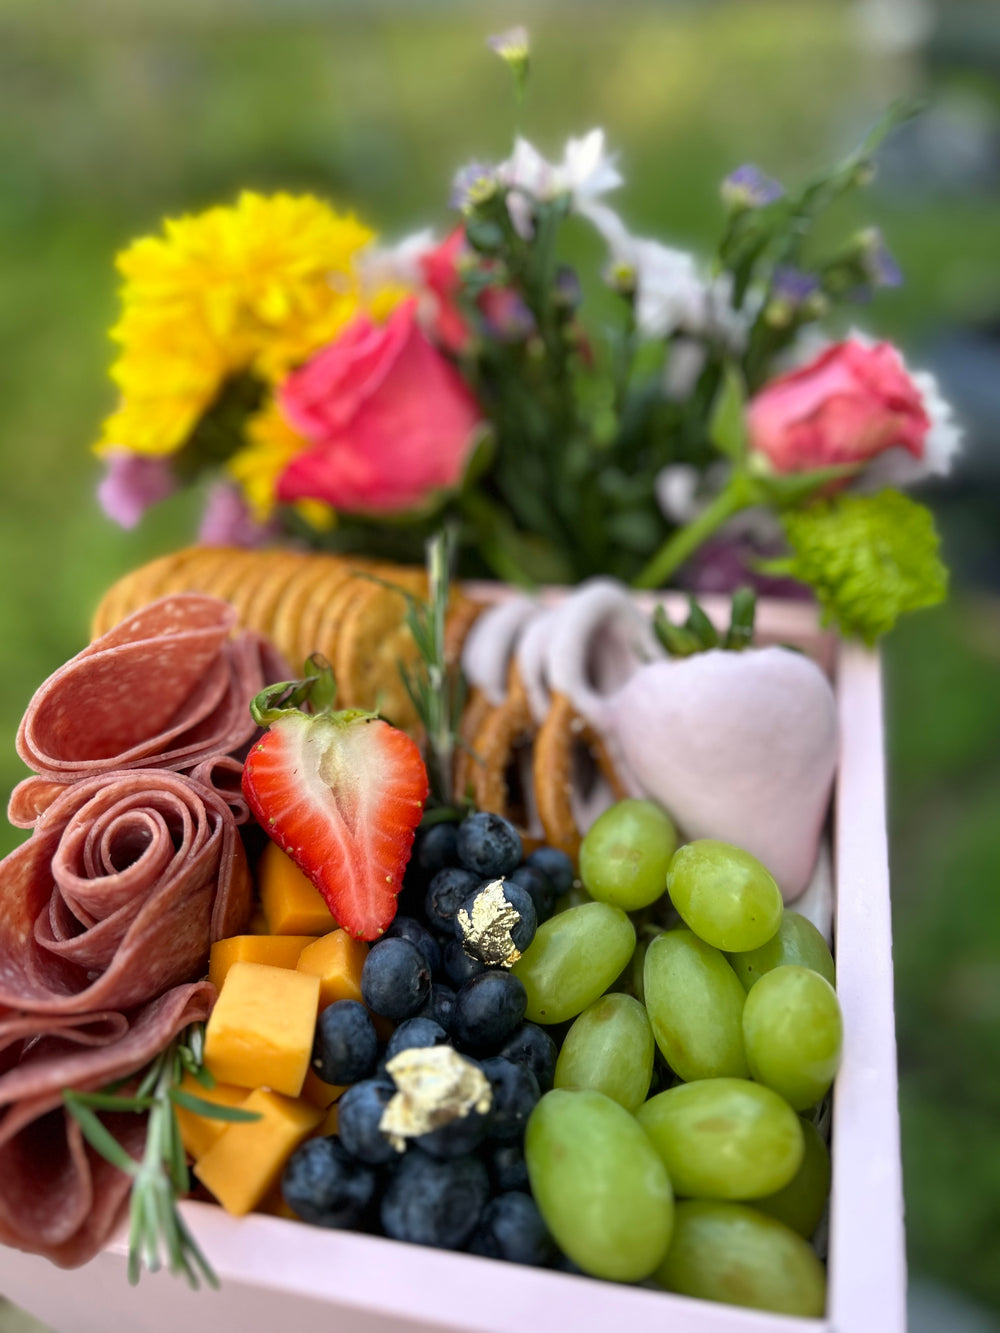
498;128;621;237
359;229;436;293
595;216;751;350
662;337;708;401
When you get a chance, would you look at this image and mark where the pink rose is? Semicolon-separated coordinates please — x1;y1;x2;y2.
277;298;483;513
747;339;930;472
419;227;471;354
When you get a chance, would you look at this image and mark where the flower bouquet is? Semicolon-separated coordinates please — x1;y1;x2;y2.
0;30;954;1333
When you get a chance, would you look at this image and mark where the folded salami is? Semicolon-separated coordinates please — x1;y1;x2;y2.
9;593;289;828
0;770;250;1014
0;981;214;1267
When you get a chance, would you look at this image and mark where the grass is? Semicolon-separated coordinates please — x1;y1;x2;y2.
0;0;998;1312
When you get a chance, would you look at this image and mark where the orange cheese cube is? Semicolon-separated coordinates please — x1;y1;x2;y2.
203;961;320;1097
248;908;271;936
209;935;316;992
195;1088;322;1216
174;1074;251;1161
301;1067;347;1110
296;930;369;1009
258;842;338;935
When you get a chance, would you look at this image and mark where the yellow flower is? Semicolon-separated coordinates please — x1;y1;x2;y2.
228;399;335;531
97;192;377;457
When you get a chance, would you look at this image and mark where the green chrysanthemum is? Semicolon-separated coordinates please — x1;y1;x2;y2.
771;490;948;644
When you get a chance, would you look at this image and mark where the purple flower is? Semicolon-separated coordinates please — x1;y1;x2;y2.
487;26;529;62
97;449;177;528
721;164;784;209
450;161;500;212
198;483;278;548
773;267;821;306
856;228;903;289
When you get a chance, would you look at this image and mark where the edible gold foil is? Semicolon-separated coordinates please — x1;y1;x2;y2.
379;1046;493;1151
456;878;522;968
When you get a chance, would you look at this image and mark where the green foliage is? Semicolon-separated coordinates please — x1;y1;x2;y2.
771;490;948;643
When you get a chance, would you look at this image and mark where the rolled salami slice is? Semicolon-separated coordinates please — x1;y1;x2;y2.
0;980;214;1267
10;593;289;826
0;771;250;1014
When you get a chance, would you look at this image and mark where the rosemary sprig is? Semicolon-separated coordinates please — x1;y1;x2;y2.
362;528;467;807
63;1021;260;1289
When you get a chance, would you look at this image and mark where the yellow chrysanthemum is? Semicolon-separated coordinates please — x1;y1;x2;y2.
228;398;335;531
96;192;377;457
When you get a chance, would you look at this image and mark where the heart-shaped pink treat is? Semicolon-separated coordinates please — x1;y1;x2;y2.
609;646;838;900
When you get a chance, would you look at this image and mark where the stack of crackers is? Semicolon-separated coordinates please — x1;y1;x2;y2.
91;547;481;737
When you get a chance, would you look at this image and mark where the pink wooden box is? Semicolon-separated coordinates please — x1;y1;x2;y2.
0;597;905;1332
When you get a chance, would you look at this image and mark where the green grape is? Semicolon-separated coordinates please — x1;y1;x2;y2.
554;993;654;1111
755;1116;831;1237
667;839;782;953
512;901;635;1025
525;1088;674;1281
742;965;843;1111
728;912;835;992
637;1078;804;1200
643;929;749;1081
579;799;677;911
654;1200;826;1317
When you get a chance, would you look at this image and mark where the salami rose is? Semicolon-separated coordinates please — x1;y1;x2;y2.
9;593;288;828
0;981;214;1266
0;770;250;1015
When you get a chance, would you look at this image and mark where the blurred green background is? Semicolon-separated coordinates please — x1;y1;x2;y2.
1;0;999;1322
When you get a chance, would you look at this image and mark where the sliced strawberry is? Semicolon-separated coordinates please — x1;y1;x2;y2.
241;672;429;941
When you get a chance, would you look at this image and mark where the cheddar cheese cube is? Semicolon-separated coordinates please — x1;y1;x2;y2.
195;1088;322;1216
209;934;316;992
258;841;338;935
203;961;320;1097
173;1074;251;1161
295;929;369;1009
301;1066;347;1111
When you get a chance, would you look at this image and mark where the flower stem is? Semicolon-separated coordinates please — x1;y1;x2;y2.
633;473;756;590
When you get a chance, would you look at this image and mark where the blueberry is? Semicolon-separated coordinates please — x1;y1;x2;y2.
416;1102;490;1159
415;821;460;877
451;971;527;1054
496;1022;558;1093
479;1056;540;1141
456;813;523;879
467;1192;556;1267
441;937;487;988
425;867;480;934
385;1017;449;1062
508;864;557;923
488;1140;530;1192
361;938;431;1020
312;1000;379;1085
380;1149;489;1250
418;982;456;1033
384;916;442;978
281;1137;378;1228
337;1078;399;1165
456;879;536;959
526;846;576;897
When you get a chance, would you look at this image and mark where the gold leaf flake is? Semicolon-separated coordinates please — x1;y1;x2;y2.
379;1046;493;1151
455;878;521;968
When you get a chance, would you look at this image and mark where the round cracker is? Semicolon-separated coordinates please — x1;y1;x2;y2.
239;550;311;641
293;560;366;671
335;568;427;729
268;554;347;672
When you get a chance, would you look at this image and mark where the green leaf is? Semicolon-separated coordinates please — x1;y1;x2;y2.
64;1097;139;1176
724;587;757;651
169;1087;263;1122
769;490;949;643
753;462;861;508
710;362;749;462
63;1090;156;1112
